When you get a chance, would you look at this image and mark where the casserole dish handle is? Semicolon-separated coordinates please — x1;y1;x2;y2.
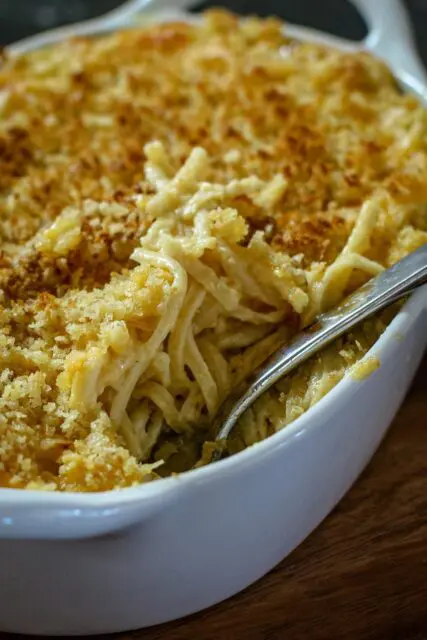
0;483;184;539
351;0;427;98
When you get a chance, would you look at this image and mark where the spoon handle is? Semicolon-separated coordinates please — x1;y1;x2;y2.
215;244;427;441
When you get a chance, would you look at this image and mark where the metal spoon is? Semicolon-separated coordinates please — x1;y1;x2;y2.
213;244;427;444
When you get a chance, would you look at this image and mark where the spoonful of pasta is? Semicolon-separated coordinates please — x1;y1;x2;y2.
210;244;427;454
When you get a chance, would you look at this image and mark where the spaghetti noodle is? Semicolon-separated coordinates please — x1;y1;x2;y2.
0;11;426;491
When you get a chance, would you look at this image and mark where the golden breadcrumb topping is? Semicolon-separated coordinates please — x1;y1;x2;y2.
0;10;426;491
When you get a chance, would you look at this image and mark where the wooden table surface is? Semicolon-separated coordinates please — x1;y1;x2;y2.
118;355;427;640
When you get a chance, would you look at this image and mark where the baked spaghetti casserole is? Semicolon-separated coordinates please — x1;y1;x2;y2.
0;10;426;491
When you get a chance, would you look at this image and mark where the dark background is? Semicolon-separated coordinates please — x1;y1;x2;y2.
0;1;426;65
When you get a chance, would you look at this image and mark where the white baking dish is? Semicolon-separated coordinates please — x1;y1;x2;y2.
1;0;427;634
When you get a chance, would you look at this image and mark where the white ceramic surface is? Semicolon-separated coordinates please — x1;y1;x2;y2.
1;0;427;634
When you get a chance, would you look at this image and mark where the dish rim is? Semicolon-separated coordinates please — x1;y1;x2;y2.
1;10;427;509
